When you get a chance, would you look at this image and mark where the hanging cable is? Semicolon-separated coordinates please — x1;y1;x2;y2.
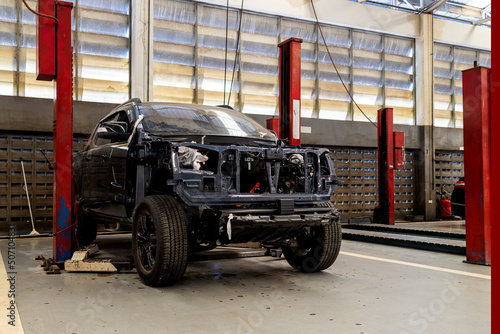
22;0;59;23
310;0;377;128
223;0;230;105
227;0;245;107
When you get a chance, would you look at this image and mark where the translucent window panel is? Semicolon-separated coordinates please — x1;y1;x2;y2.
434;43;490;128
78;0;129;14
479;52;491;67
453;48;476;81
385;37;414;124
452;48;476;124
317;26;351;121
153;0;196;103
434;43;453;62
281;19;316;118
18;1;53;99
197;5;239;108
434;108;453;127
434;87;453;128
353;31;383;53
352;32;383;123
76;4;130;103
240;13;279;116
455;113;463;128
0;0;17;96
0;45;16;96
433;44;453;127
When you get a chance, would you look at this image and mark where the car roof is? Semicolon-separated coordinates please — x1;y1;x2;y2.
104;101;236;122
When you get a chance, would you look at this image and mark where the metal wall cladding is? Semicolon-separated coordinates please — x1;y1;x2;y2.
0;133;88;235
329;147;415;221
435;150;464;193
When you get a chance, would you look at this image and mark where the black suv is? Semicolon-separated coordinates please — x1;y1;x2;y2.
74;99;342;286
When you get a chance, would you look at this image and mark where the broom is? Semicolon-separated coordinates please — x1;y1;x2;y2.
21;158;39;236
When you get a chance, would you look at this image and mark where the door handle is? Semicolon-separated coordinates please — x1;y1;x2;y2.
101;154;109;161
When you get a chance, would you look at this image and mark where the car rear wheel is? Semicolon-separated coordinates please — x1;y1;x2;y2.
282;208;341;273
132;195;189;286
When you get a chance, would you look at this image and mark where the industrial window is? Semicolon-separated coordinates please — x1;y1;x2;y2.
196;5;239;108
317;25;351;121
1;0;130;102
153;0;196;103
74;0;130;102
433;42;490;128
0;0;17;96
384;36;414;124
352;31;384;122
240;13;279;116
152;0;415;125
153;1;241;108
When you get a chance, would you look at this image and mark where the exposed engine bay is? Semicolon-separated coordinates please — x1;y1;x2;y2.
129;139;340;247
168;142;336;205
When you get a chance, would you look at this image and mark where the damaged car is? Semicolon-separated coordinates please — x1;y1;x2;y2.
74;98;343;286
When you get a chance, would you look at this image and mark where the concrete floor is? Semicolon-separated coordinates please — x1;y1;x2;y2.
0;233;490;334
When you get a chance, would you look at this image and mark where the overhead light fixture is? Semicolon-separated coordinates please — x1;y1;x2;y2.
467;0;490;8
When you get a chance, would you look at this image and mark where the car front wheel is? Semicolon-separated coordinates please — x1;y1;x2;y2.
282;213;341;273
132;195;189;286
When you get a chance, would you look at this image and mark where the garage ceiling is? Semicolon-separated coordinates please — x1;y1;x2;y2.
353;0;491;26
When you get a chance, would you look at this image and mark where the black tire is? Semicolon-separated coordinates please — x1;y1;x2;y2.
76;206;97;247
282;206;341;273
132;195;189;287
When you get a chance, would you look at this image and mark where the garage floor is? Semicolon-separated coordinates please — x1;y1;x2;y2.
0;232;490;334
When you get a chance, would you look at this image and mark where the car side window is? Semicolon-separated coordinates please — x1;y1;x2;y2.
92;110;132;147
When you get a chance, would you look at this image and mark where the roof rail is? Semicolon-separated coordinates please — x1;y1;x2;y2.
117;98;142;108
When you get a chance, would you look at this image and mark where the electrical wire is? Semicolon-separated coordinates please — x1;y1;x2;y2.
310;0;377;128
227;0;245;107
22;0;58;23
223;0;230;105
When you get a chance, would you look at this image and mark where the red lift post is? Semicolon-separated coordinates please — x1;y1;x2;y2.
268;38;303;145
462;67;491;265
36;0;75;262
374;108;405;225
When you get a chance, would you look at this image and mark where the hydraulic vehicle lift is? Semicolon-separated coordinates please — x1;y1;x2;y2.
462;66;491;265
267;37;303;146
374;108;405;225
36;0;76;263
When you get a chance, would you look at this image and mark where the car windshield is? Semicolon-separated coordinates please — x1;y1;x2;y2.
139;104;277;141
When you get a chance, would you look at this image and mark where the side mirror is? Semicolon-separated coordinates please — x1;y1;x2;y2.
97;131;130;141
96;121;130;142
101;121;129;133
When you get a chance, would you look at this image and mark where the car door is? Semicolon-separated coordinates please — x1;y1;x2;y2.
103;109;133;218
80;113;119;212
